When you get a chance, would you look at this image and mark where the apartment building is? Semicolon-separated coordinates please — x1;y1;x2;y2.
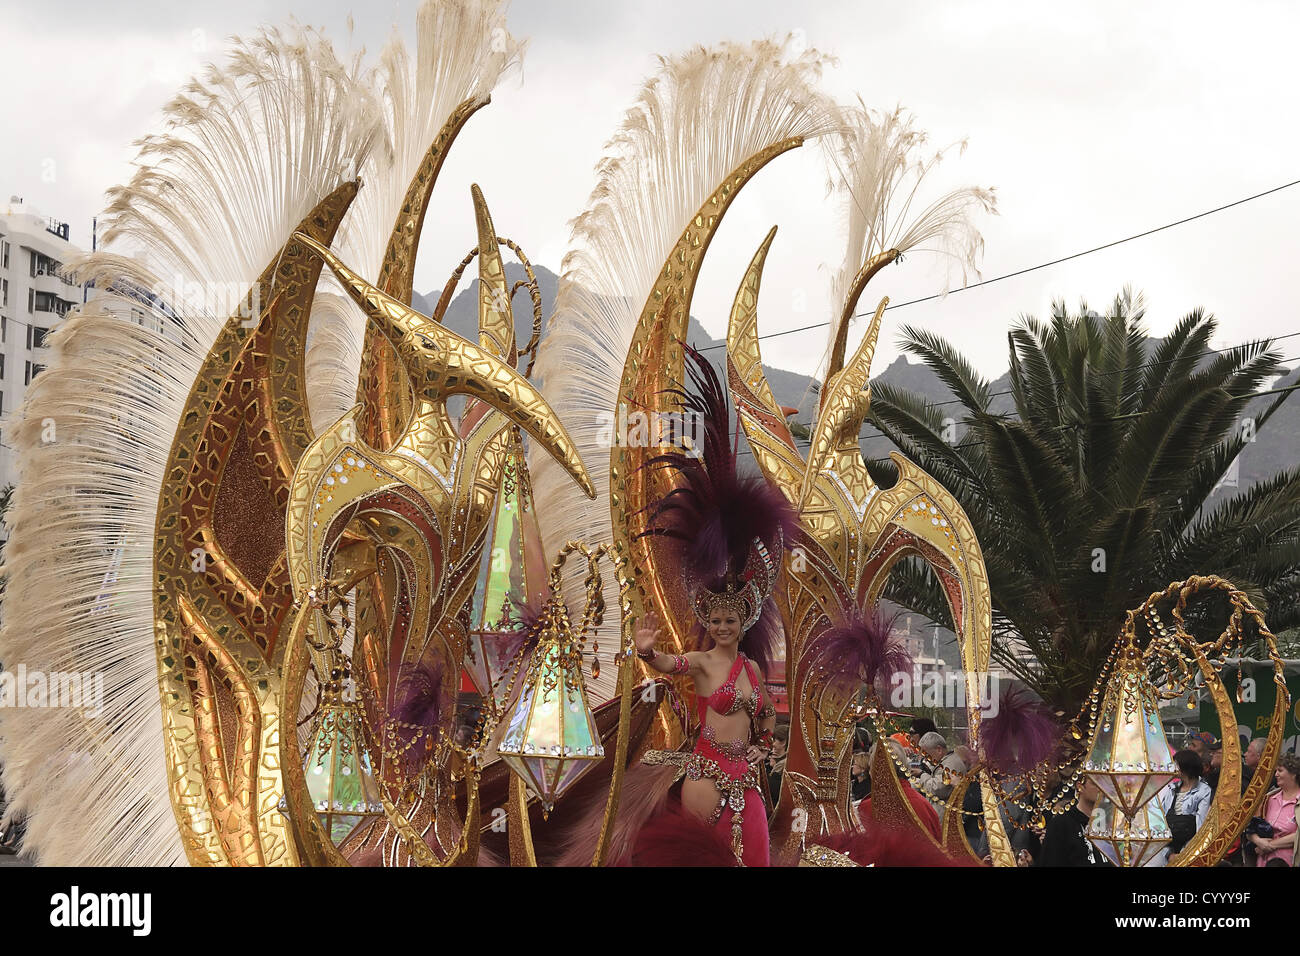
0;198;87;498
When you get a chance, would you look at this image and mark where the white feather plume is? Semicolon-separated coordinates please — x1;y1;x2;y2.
314;0;525;393
0;24;378;866
0;0;526;867
528;39;844;700
820;102;997;384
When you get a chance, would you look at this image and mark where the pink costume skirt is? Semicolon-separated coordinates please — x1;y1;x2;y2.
686;736;770;867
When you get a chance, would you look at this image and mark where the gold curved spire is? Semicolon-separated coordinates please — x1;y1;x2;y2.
725;225;806;504
382;97;489;304
727;226;782;420
359;96;491;451
152;180;359;867
471;182;515;362
609;136;803;665
292;231;595;499
823;247;899;393
798;296;886;514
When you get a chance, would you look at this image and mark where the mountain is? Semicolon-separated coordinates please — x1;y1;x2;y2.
427;262;824;432
428;263;1298;501
426;266;1299;673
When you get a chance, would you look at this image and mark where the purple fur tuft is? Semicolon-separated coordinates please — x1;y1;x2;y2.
488;594;546;662
508;594;546;636
394;659;447;730
979;683;1060;775
391;660;450;775
640;346;797;581
809;607;912;693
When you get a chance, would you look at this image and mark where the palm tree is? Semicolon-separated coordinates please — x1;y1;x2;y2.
867;290;1300;715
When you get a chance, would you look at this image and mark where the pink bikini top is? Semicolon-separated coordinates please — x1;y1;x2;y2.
698;654;773;725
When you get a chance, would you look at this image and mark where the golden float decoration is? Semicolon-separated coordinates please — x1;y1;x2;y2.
124;5;1292;869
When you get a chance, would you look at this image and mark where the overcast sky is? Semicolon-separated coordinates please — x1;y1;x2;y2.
5;0;1298;379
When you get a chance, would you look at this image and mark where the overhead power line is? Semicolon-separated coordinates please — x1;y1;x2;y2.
738;353;1300;460
699;176;1300;351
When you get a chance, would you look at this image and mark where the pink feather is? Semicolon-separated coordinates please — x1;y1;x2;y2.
978;683;1060;775
808;607;912;694
808;823;978;867
616;803;738;867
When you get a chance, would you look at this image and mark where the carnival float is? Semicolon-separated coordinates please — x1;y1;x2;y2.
0;0;1290;867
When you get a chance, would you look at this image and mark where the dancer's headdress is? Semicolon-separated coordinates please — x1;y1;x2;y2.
688;534;780;631
640;346;795;658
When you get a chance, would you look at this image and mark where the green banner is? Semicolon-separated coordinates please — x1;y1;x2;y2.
1199;659;1300;756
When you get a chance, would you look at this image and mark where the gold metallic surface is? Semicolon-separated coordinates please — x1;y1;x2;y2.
940;767;983;863
589;552;634;866
868;736;944;851
1118;576;1291;868
798;844;860;867
1172;637;1242;865
432;234;545;374
349;106;489;814
153;182;358;866
607;138;803;738
470;183;514;366
823;248;899;401
159;175;590;867
798;298;887;518
357;97;489;450
725;236;1011;866
292;231;594;500
506;774;537;866
278;600;351;867
282;215;592;864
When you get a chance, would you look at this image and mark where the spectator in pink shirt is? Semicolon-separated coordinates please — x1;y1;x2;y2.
1249;753;1299;867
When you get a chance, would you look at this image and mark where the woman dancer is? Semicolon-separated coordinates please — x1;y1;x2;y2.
635;346;794;865
634;601;777;865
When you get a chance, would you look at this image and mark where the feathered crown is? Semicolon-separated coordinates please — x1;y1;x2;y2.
689;531;781;630
640;345;794;640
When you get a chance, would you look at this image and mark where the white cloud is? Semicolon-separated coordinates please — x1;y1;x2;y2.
7;0;1299;379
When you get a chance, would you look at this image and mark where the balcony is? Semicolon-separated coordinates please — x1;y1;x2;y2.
31;291;73;318
27;325;52;350
34;271;70;297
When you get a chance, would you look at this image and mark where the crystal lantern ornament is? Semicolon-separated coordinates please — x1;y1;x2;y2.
303;681;385;845
1087;794;1172;867
465;441;543;709
1083;638;1177;817
1083;636;1178;866
496;594;603;816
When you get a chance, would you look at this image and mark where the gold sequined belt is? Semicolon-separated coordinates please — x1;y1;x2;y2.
643;749;762;865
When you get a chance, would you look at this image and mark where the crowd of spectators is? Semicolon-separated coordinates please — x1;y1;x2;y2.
781;716;1300;868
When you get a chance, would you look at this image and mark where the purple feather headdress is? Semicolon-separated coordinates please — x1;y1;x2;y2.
807;607;912;696
978;683;1060;775
638;345;797;675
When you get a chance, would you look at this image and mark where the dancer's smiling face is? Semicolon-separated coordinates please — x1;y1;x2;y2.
707;608;741;647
